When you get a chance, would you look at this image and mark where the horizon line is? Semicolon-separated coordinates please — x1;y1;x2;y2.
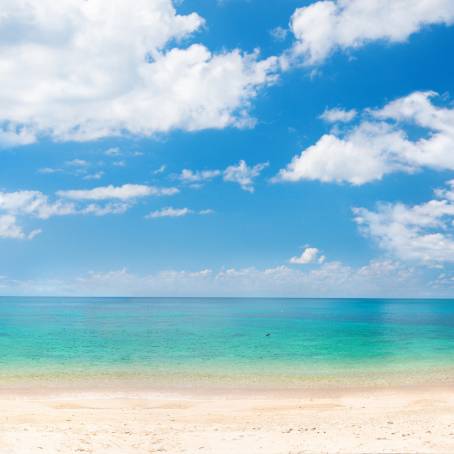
1;295;454;301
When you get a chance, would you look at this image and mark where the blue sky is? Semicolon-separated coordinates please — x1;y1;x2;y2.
2;0;454;296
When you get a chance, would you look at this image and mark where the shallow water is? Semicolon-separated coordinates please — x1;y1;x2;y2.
1;297;454;385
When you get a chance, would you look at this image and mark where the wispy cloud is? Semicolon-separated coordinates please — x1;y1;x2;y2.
38;167;63;175
58;184;178;201
270;26;288;42
83;171;104;181
66;159;89;167
105;147;122;157
223;160;269;192
153;165;167;175
0;183;180;239
178;169;221;183
146;207;214;219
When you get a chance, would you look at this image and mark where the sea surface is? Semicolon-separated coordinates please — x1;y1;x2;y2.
1;297;454;387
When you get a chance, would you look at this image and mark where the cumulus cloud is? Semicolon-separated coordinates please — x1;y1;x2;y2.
223;160;269;192
0;126;36;147
354;180;454;264
0;190;76;219
320;107;356;123
275;91;454;185
0;214;40;240
57;184;178;201
0;0;278;147
289;247;325;265
0;190;76;239
289;0;454;65
146;207;213;219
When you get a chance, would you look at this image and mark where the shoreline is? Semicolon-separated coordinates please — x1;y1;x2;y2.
2;379;454;396
1;381;454;404
2;365;454;395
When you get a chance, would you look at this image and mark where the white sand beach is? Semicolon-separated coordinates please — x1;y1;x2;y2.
1;385;454;453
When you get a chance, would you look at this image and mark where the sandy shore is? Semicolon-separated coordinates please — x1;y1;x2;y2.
0;385;454;453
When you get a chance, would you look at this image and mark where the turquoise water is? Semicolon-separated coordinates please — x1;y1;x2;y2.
1;297;454;386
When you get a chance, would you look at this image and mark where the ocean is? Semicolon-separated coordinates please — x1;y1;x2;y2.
1;297;454;387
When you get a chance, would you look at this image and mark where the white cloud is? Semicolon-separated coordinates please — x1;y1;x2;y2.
105;147;142;159
177;162;271;190
146;207;213;219
199;209;214;215
223;160;269;192
0;214;40;240
275;91;454;185
83;171;104;181
0;0;278;146
0;190;76;239
39;162;105;179
0;190;76;219
26;228;42;240
147;207;191;218
0;188;127;233
320;107;356;123
66;159;89;167
289;247;325;265
82;203;129;216
0;126;36;147
153;165;166;175
290;0;454;65
354;180;454;264
178;169;221;183
0;183;179;238
105;147;121;157
275;123;398;185
270;26;288;42
0;259;425;297
38;167;62;174
57;184;178;201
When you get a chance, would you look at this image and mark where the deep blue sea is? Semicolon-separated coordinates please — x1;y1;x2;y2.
1;297;454;386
